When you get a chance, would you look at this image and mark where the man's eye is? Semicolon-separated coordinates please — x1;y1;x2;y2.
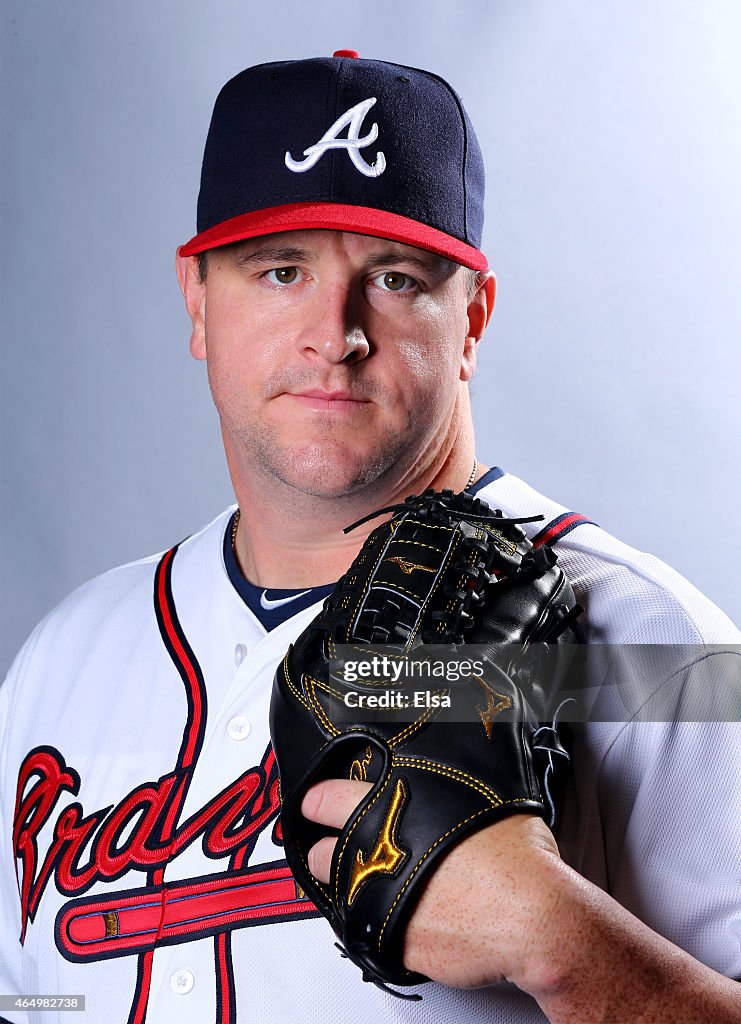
265;266;300;285
373;271;416;293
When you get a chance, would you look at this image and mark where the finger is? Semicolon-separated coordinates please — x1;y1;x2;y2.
307;835;338;884
301;779;373;828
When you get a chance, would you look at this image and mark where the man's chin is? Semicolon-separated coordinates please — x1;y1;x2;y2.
272;466;384;501
263;444;408;500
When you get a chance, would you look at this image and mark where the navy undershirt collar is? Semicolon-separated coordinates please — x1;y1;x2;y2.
223;516;335;631
223;467;504;631
469;466;503;494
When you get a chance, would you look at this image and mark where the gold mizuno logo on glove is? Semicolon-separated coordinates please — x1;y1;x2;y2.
487;528;518;557
473;675;512;739
387;557;436;575
346;778;408;906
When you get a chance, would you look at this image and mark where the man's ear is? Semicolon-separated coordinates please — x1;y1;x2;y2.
175;249;207;361
460;271;496;382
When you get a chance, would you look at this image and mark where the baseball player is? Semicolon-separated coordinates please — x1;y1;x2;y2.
2;51;740;1024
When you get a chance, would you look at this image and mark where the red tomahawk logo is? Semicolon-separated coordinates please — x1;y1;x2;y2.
56;860;317;962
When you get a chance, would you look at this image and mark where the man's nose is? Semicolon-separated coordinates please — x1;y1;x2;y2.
298;283;370;364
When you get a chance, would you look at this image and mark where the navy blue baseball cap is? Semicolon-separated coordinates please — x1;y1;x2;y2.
179;50;487;270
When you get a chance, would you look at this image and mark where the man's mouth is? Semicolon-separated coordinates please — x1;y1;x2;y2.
285;389;371;412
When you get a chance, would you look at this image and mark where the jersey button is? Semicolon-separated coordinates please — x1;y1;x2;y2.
234;643;248;667
171;969;195;994
227;715;251;741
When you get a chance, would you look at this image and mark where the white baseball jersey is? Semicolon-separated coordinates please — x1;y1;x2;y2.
2;469;740;1024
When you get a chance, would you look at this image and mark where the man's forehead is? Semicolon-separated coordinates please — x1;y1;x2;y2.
224;229;457;271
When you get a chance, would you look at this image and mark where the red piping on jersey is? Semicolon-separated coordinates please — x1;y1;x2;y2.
128;951;153;1024
129;544;210;1023
532;512;595;549
156;546;204;769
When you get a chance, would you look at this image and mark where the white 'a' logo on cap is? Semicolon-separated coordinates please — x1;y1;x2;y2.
285;97;386;178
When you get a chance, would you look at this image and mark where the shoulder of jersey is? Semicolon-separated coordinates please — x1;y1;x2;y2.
477;473;740;644
5;507;236;684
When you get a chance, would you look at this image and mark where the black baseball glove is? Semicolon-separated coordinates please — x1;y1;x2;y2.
269;488;582;997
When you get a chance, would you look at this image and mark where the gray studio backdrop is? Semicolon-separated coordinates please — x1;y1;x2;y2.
2;0;740;672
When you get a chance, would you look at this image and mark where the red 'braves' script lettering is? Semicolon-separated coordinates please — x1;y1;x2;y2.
13;744;281;942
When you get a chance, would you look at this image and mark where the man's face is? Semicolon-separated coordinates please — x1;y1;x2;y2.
180;229;489;499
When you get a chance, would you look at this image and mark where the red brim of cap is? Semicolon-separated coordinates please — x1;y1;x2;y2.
178;202;488;271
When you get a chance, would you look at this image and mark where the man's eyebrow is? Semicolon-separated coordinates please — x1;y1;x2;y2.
233;245;317;267
363;250;455;278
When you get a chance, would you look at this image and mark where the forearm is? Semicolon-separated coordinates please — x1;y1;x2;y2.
521;855;741;1024
306;788;739;1019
